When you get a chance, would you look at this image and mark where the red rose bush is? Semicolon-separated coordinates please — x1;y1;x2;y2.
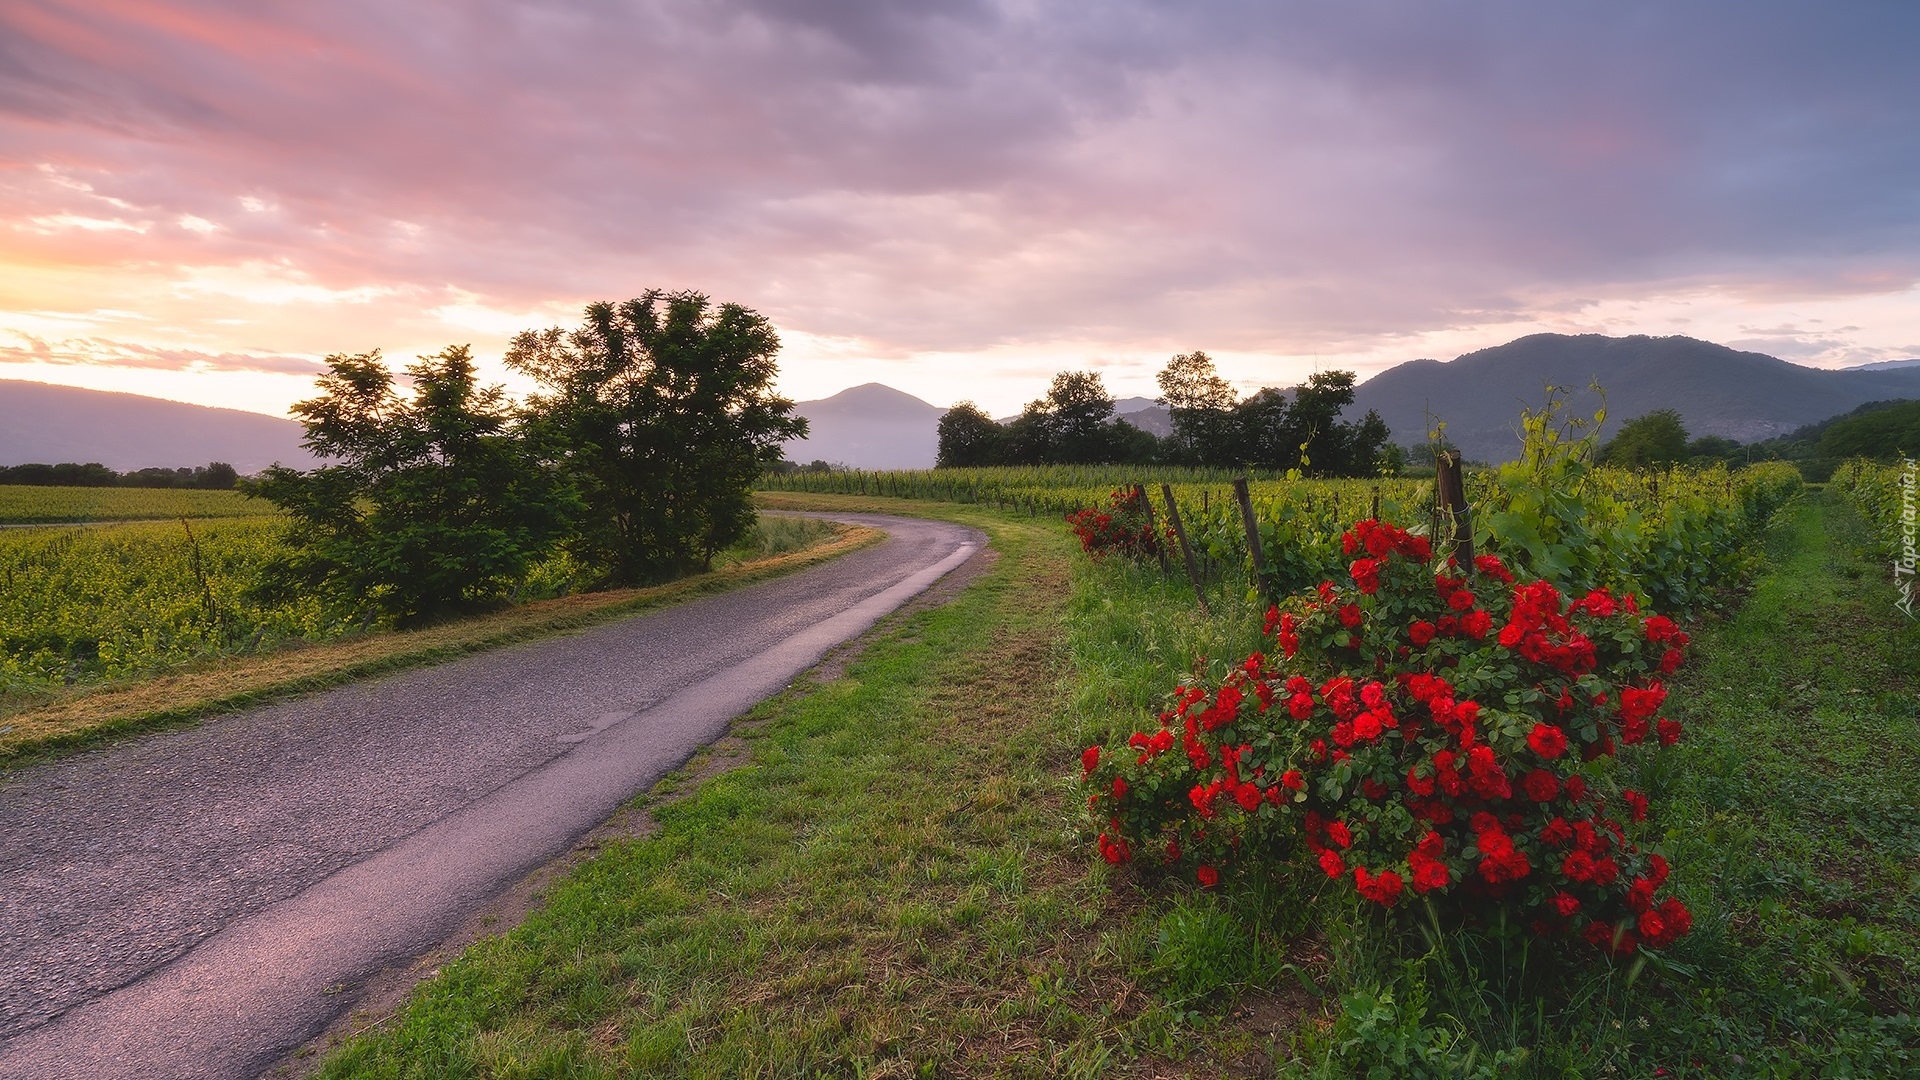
1084;518;1694;956
1066;487;1166;563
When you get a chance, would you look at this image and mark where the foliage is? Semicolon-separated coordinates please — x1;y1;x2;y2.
1084;522;1697;959
509;291;807;585
0;517;339;691
1152;353;1393;475
1065;487;1165;563
934;400;1005;467
249;346;574;623
1599;409;1688;467
1818;399;1920;460
1476;392;1802;611
1157;350;1240;466
0;461;240;489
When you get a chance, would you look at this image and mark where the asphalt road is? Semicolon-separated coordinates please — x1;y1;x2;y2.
0;512;982;1080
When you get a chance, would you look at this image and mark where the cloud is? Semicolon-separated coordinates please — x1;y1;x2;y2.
0;330;323;376
0;0;1916;408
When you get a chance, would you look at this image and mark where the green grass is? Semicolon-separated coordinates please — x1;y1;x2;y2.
308;490;1919;1078
314;500;1161;1078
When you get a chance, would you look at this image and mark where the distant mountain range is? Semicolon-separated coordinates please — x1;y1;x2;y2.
0;381;313;473
1350;334;1920;462
9;334;1920;472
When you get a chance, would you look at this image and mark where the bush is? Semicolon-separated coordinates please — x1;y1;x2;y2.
1065;487;1166;563
1083;517;1694;957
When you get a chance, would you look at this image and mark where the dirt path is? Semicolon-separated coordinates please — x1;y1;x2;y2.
0;513;981;1080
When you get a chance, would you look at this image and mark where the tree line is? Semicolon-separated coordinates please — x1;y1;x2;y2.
1599;400;1920;480
936;351;1394;476
0;461;240;489
248;291;805;624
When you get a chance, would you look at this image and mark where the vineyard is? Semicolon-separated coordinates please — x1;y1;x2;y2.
0;485;266;525
761;457;1804;610
0;507;843;697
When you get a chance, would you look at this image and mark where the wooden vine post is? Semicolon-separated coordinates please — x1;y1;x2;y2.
1232;476;1268;593
1160;483;1211;614
1132;483;1170;574
1435;450;1474;578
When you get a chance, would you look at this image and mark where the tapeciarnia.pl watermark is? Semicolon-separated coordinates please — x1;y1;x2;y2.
1897;456;1917;619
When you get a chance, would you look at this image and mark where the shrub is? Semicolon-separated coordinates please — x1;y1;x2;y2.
1083;517;1694;956
1065;487;1165;563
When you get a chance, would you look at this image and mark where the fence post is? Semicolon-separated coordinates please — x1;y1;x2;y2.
1436;451;1474;577
1371;485;1381;522
1160;484;1210;615
1133;483;1171;574
1232;476;1267;593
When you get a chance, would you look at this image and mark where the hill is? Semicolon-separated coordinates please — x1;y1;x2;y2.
781;383;948;469
0;381;314;473
1352;335;1920;462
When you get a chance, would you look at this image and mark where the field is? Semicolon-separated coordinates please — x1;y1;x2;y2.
0;505;854;753
308;475;1920;1077
0;485;266;525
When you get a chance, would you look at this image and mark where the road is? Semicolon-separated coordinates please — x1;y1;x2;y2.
0;512;982;1080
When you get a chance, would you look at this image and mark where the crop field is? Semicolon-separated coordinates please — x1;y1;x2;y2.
0;485;266;525
0;507;845;697
763;459;1804;605
0;517;341;691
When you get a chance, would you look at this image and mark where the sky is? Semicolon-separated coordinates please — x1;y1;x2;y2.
3;0;1919;420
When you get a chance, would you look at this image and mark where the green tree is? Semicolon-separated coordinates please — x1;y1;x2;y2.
1156;350;1238;466
1600;409;1689;467
250;346;572;623
507;291;807;585
1817;400;1920;460
935;401;1006;467
1038;371;1118;463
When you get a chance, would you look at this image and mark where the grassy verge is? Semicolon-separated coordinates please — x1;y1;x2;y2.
308;489;1919;1078
309;495;1318;1079
0;515;877;766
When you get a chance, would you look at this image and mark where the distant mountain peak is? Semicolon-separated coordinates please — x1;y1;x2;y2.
0;380;312;472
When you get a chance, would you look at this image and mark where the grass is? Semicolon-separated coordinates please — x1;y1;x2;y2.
309;495;1316;1078
306;487;1920;1078
0;513;874;766
1276;489;1920;1077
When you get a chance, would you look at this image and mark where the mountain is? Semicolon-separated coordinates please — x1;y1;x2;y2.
782;383;948;469
0;380;314;473
1850;358;1920;373
1351;334;1920;463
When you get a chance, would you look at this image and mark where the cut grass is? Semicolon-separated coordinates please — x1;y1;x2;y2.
0;516;878;766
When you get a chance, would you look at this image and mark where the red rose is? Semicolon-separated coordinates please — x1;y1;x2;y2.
1196;865;1219;888
1522;768;1561;802
1408;620;1436;646
1319;849;1346;878
1657;718;1683;746
1081;745;1100;776
1527;723;1569;759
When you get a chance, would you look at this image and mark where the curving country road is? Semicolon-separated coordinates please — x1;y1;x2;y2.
0;512;982;1080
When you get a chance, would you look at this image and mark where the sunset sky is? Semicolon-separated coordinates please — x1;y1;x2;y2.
3;1;1918;420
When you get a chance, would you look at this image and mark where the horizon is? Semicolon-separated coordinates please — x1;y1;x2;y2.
4;4;1918;420
7;331;1915;424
